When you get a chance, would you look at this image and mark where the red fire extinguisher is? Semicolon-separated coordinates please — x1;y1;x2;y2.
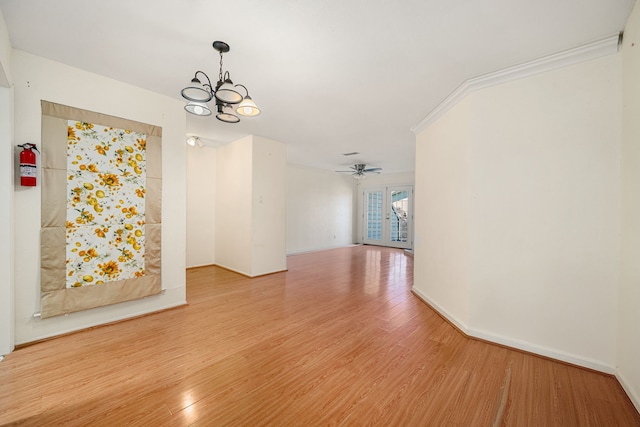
18;143;39;187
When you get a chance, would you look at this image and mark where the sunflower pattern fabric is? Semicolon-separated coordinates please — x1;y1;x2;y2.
66;121;147;288
40;101;162;319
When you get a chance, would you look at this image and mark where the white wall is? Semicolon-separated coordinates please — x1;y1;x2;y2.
186;145;216;268
215;136;253;275
196;156;361;262
215;135;287;276
619;0;640;411
468;55;621;368
252;136;287;275
12;50;187;344
413;98;472;329
286;164;356;254
0;86;14;356
0;8;11;87
355;172;415;245
413;54;622;371
0;9;13;356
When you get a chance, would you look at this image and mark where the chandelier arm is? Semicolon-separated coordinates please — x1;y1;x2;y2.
234;84;249;97
194;70;213;92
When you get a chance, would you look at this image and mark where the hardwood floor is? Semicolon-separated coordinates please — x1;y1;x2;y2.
1;245;638;426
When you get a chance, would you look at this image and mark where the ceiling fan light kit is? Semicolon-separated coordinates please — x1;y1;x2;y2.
181;41;261;123
336;163;382;179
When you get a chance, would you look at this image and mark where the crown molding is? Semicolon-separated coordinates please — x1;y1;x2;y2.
411;33;622;135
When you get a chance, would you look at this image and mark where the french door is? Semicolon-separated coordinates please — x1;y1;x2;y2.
363;185;413;249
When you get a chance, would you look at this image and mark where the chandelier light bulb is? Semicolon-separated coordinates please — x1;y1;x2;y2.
236;94;261;117
185;101;211;116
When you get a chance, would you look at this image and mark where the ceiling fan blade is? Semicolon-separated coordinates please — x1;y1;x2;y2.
336;164;382;175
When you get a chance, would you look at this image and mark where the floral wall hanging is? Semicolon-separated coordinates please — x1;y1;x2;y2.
40;101;162;318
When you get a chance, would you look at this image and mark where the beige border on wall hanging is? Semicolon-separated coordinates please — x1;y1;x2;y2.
40;101;162;318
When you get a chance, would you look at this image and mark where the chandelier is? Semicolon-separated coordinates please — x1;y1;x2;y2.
180;41;261;123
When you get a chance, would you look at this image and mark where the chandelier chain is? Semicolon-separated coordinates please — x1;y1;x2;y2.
219;51;224;82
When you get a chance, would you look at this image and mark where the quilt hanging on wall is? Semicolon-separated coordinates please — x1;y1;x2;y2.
40;101;162;318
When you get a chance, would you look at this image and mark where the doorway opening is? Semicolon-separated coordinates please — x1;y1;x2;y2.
363;185;413;249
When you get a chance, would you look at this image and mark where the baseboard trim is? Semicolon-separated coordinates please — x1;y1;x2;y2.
15;301;187;348
250;268;288;278
616;371;640;414
212;264;288;278
186;263;216;270
286;243;361;256
469;327;616;374
411;286;470;333
411;286;615;374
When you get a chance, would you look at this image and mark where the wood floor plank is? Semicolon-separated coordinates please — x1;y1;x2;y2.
0;245;638;426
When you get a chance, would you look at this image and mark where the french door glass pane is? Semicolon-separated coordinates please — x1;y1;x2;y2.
390;190;409;243
367;191;383;241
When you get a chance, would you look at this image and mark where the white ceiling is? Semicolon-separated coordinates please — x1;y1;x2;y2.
0;0;635;174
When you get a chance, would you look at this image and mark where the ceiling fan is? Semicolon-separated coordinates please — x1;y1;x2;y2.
336;163;382;179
